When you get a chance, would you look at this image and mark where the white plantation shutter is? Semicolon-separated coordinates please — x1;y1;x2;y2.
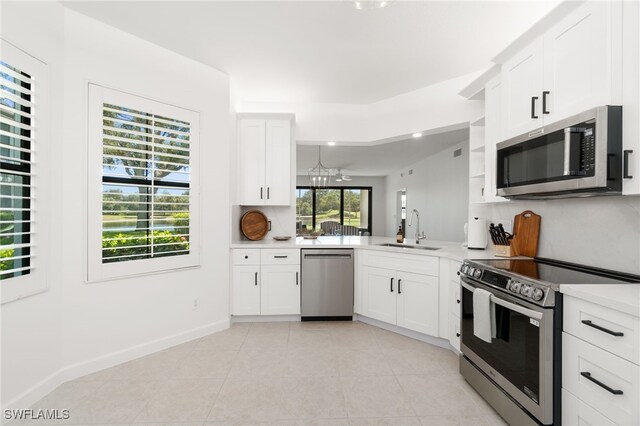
0;61;33;280
1;40;50;303
88;85;200;281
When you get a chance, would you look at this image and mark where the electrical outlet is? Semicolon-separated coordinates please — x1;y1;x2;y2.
193;298;199;310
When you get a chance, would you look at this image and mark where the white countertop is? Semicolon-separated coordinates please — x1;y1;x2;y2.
560;283;640;317
230;236;501;262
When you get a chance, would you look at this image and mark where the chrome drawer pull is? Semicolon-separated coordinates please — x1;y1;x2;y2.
581;320;624;337
580;372;623;395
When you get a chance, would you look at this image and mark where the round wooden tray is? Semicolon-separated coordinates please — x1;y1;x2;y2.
241;210;268;241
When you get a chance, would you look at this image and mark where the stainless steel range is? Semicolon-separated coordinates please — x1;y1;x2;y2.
457;258;640;426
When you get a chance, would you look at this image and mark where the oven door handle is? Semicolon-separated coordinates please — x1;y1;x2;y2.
461;281;543;320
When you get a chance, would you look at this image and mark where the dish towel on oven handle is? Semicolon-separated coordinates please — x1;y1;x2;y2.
473;287;496;343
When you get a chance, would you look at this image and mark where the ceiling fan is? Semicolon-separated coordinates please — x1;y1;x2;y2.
335;169;352;182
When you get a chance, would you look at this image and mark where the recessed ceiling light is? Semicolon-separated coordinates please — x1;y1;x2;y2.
412;132;423;138
353;1;389;11
328;141;336;146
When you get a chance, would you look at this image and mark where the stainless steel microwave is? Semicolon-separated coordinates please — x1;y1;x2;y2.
496;106;623;199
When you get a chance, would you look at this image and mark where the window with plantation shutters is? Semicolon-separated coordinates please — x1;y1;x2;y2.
0;61;32;281
88;85;200;281
1;40;50;303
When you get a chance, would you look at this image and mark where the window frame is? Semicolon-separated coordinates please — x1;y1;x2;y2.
1;40;51;304
296;185;373;235
87;84;201;282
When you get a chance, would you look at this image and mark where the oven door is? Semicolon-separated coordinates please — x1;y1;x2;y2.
460;277;554;425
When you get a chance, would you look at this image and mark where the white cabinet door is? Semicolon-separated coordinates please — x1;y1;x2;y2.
238;119;266;205
361;266;397;324
484;74;508;203
543;1;617;124
396;271;439;336
501;38;545;139
261;264;300;315
622;0;640;195
264;120;291;206
232;265;260;315
448;313;461;352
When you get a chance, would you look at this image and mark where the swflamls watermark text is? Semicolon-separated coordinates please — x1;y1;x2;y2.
4;409;70;421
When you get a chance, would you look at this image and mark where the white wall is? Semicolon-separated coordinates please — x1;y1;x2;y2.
385;141;469;241
295;175;387;236
1;1;65;412
1;5;231;411
476;197;640;274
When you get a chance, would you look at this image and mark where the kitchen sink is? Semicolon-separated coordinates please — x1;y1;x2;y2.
377;243;440;251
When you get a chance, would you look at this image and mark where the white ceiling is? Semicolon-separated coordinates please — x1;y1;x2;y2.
297;127;469;176
62;0;559;104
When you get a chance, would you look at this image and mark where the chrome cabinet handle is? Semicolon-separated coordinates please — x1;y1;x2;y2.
398;279;402;294
254;272;258;286
580;372;623;395
390;277;394;292
581;320;624;337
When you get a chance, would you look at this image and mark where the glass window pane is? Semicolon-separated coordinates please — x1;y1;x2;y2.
315;189;341;234
296;188;312;235
343;189;368;235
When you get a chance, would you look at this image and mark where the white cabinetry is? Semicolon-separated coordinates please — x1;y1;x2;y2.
231;249;300;316
483;74;507;203
237;117;292;206
561;294;640;425
501;1;621;139
358;250;439;336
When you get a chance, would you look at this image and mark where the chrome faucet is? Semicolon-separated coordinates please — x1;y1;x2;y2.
408;209;427;244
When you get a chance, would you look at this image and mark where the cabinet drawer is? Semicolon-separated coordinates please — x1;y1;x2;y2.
232;249;260;265
564;296;640;365
562;333;640;425
261;249;299;265
362;250;439;276
562;389;616;426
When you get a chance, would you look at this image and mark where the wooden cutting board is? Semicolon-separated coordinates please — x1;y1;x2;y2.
241;210;269;241
512;210;541;257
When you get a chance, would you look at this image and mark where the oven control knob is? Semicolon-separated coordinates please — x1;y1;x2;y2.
468;267;476;276
509;280;521;293
461;264;469;275
531;287;545;301
473;268;482;279
520;284;532;297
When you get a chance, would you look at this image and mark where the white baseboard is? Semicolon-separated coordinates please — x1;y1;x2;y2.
355;314;456;352
2;318;229;417
231;315;301;323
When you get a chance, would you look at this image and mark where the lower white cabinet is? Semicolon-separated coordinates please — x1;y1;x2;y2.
261;264;300;315
562;294;640;425
231;249;300;316
360;264;439;335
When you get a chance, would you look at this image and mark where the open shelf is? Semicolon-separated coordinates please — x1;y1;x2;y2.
470;115;485;127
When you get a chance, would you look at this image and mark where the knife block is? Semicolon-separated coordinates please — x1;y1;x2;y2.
494;244;515;258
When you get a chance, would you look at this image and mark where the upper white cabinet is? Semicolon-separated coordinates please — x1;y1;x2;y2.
501;1;621;140
237;118;292;206
501;38;545;139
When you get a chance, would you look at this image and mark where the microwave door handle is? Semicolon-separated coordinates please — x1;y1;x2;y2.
563;128;584;176
460;280;543;320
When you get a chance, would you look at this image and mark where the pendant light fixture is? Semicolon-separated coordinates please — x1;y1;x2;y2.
308;145;332;188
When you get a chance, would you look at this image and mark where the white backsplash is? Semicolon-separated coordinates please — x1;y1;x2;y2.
476;196;640;274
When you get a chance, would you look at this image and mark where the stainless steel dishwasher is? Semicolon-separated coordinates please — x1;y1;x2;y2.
301;249;354;320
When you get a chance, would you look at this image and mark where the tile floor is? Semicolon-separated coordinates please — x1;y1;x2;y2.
11;321;506;426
